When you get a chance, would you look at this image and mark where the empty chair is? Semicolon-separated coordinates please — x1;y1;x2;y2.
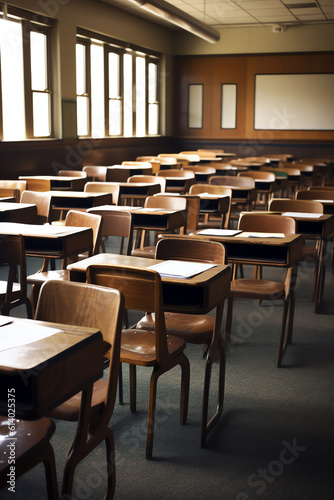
27;210;103;311
189;184;232;229
226;213;297;367
183;165;216;182
19;177;51;191
128;174;166;193
131;195;187;258
87;207;134;254
84;181;119;205
0;180;27;202
86;263;190;459
0;417;58;499
20;190;53;224
239;170;277;210
156;168;195;194
34;280;124;499
0;234;32;318
135;236;230;447
82;165;108;181
296;189;334;203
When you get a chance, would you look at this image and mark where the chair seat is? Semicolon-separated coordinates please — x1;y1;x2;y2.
136;313;214;344
121;328;186;366
131;246;155;258
230;279;285;300
49;379;107;421
27;269;70;284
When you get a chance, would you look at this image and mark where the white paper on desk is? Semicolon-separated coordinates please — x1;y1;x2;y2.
237;232;285;238
148;260;216;279
282;212;322;218
198;192;220;198
0;322;61;352
197;228;242;236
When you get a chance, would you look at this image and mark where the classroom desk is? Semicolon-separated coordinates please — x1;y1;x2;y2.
0;317;105;419
106;165;153;182
67;253;231;444
19;175;87;191
48;190;112;217
0;202;37;223
0;222;93;263
163;177;195;194
115;182;161;205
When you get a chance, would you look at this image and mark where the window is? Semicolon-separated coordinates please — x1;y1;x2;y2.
0;6;53;140
76;31;160;138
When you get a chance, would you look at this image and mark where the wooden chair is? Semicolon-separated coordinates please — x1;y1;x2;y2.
296;189;334;202
128;174;166;193
131;195;187;258
27;210;103;311
225;213;297;367
84;181;120;205
20;178;51;191
0;180;27;202
0;234;32;318
135;236;230;447
239;170;277;210
86;264;190;459
34;280;124;499
156;168;195;194
20;190;53;224
82;165;108;181
189;184;231;229
87;207;134;254
0;417;58;499
58;169;87;178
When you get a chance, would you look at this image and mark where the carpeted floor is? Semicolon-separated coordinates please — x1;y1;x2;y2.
1;236;333;499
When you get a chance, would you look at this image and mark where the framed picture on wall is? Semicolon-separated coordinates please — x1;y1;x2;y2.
188;84;203;129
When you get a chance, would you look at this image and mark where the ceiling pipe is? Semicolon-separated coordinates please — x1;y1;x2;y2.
127;0;220;43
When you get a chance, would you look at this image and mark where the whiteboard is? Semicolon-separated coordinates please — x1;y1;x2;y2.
254;74;334;131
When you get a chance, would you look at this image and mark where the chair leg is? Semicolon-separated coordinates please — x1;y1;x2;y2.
277;299;289;368
118;364;123;405
43;443;59;500
129;364;137;413
104;428;116;500
179;353;190;425
146;367;160;460
225;297;233;342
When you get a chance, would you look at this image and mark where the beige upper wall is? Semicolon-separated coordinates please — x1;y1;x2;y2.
172;23;334;55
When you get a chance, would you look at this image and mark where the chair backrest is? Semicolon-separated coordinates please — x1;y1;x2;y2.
87;208;133;255
144;195;187;211
155;236;227;265
296;189;334;201
20;190;53;223
128;175;166;192
0;234;30;317
35;279;124;417
189;183;232;198
82;166;108;182
238;213;296;234
64;210;103;256
0;180;27;202
239;170;276;182
86;265;169;362
122;161;152;168
269;198;324;214
58;170;87;178
20;178;51;191
84;181;119;204
156;169;195;179
209;175;256;189
183;166;216;175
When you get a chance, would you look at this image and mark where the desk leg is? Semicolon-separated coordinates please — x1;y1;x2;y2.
313;239;326;314
201;301;226;448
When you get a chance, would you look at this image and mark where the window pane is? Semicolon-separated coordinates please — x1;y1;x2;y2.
148;62;157;103
76;43;86;95
77;96;89;136
90;43;104;138
136;56;145;137
0;19;26;140
109;100;121;135
33;92;50;136
123;53;133;137
30;31;47;91
109;52;119;98
148;104;158;135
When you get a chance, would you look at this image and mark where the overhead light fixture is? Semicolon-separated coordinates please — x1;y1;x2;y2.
127;0;220;43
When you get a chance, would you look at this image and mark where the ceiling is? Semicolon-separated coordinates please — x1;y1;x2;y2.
100;0;334;30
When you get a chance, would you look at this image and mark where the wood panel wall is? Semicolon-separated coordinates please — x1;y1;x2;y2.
174;52;334;146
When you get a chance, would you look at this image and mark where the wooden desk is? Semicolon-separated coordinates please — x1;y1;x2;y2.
106;165;153;182
0;222;93;262
115;182;161;205
0;317;104;419
0;202;37;223
164;177;195;194
48;190;112;215
19;175;87;191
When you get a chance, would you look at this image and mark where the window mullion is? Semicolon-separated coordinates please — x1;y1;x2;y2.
22;21;33;139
